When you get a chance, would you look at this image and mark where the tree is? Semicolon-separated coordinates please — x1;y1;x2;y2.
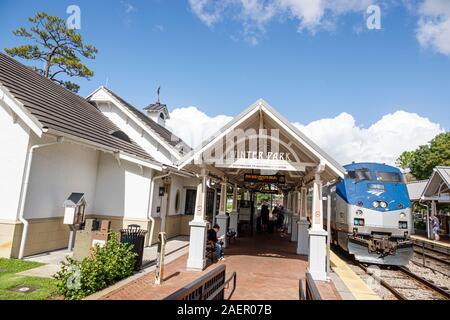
4;12;97;93
397;132;450;180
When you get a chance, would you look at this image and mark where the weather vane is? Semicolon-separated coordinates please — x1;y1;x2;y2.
157;85;161;103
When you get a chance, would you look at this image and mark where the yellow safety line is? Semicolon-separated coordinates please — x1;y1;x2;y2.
330;251;381;300
411;235;450;249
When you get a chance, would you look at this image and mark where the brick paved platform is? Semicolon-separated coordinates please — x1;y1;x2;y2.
100;231;341;300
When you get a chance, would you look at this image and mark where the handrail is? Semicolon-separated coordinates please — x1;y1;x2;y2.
164;264;228;300
207;271;237;300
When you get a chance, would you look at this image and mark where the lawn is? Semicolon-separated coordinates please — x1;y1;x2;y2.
0;258;59;300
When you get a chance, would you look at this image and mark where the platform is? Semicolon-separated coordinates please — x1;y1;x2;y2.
411;235;450;249
97;231;341;300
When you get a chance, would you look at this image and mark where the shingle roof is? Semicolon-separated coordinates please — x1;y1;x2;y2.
101;87;190;151
0;53;154;162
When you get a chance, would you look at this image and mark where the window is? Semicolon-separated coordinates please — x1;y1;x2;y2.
346;169;372;181
159;113;165;120
184;189;197;215
375;171;402;182
174;190;180;213
206;190;215;217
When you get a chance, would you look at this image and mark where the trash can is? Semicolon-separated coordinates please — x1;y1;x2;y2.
119;224;147;271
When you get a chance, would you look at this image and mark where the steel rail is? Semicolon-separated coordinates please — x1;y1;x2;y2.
399;266;450;299
357;263;406;300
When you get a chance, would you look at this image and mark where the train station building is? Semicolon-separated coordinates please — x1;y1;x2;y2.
1;53;356;297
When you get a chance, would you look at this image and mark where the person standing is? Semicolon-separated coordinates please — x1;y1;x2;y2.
261;202;270;232
431;215;441;241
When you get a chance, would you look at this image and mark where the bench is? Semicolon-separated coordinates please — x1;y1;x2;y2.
206;240;215;262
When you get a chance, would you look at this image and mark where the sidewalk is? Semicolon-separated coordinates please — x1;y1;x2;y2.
18;236;189;278
99;232;341;300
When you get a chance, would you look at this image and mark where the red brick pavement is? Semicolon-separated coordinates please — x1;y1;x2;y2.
101;231;340;300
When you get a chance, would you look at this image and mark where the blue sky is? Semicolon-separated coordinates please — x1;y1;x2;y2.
0;0;449;131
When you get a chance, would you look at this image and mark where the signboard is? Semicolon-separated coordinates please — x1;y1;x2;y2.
258;189;280;194
244;174;286;184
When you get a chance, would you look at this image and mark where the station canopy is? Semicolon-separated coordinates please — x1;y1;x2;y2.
421;166;450;203
177;99;345;192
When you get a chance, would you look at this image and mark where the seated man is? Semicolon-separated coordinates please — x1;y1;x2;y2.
207;224;225;261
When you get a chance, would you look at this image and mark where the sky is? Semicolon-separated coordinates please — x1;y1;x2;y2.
0;0;449;165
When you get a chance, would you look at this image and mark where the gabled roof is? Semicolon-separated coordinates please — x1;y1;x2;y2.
178;99;345;178
0;53;157;165
406;179;428;201
88;87;190;154
421;166;450;200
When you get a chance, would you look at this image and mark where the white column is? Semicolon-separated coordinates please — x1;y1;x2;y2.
216;180;229;248
287;192;292;233
291;190;300;242
187;169;208;271
297;187;309;255
212;187;217;225
308;173;327;281
229;184;239;237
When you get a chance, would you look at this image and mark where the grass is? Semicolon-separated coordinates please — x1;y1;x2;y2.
0;258;59;300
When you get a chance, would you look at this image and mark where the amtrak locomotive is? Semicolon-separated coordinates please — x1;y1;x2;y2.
325;163;413;266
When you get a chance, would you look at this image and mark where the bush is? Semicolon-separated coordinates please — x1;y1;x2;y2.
54;233;137;300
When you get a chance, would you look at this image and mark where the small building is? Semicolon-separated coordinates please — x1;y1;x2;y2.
421;167;450;237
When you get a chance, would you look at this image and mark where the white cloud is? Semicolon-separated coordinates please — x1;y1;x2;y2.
167;106;444;166
166;106;233;149
416;0;450;56
188;0;372;43
121;1;136;14
293;110;444;165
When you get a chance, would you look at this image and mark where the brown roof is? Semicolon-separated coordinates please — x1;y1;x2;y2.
101;87;191;152
0;53;155;162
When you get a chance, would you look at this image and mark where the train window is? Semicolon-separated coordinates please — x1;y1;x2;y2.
347;169;372;181
375;171;401;182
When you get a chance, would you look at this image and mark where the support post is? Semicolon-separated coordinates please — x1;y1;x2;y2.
326;194;331;275
187;169;208;271
308;172;327;281
229;184;239;237
287;192;292;234
216;179;229;248
291;191;299;242
297;187;309;255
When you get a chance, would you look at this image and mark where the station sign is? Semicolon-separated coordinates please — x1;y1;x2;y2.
258;189;280;194
244;174;286;184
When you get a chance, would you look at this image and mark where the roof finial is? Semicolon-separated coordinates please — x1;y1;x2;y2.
157;85;161;103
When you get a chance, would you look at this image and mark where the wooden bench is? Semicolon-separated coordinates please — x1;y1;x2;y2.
206;240;215;262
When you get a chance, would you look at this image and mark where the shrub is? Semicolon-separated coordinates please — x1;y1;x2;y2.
54;233;137;300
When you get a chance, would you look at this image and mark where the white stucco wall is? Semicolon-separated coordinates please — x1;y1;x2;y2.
0;103;30;220
94;152;152;219
150;175;198;217
24;137;99;219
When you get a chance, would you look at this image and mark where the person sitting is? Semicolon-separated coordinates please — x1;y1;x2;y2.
207;224;225;261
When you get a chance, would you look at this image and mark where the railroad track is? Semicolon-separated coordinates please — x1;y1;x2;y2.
358;263;450;300
413;244;450;267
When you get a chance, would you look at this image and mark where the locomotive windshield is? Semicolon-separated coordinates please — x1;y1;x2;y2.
375;171;402;182
346;169;371;181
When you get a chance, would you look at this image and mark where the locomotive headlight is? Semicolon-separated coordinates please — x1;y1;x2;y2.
355;209;363;216
400;212;406;219
380;201;387;209
372;201;379;208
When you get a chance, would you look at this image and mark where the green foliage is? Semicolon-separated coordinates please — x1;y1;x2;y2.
397;132;450;180
53;233;137;300
4;12;97;93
